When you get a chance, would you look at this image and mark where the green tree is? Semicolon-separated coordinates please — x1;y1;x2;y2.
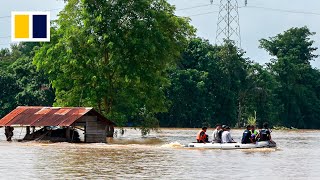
159;68;209;127
9;57;55;107
242;63;280;127
260;27;320;128
0;43;55;118
159;38;215;127
0;50;12;69
159;38;251;127
0;70;20;117
34;0;195;127
215;41;250;127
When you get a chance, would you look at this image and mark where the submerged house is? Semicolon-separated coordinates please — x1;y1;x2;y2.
0;106;115;143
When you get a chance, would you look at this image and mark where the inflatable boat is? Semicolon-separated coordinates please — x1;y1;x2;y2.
185;141;276;149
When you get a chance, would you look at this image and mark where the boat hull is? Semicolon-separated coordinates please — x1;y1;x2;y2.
185;141;276;149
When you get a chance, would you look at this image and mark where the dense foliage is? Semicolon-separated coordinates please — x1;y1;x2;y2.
260;27;320;128
158;27;320;129
0;0;319;130
0;43;55;117
33;0;194;128
157;39;250;127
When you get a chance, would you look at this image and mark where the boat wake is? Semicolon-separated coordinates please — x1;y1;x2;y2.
240;147;278;152
160;142;184;148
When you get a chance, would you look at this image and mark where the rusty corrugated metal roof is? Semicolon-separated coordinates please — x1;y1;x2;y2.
0;106;115;127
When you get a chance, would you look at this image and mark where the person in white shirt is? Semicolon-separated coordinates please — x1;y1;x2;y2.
221;126;236;143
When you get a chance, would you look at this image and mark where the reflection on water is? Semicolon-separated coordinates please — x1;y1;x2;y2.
0;128;319;179
108;137;164;145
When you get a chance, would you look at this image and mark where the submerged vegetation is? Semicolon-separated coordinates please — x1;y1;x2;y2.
247;111;257;126
1;1;320;130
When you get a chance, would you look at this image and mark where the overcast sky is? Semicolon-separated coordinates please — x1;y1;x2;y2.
1;0;319;68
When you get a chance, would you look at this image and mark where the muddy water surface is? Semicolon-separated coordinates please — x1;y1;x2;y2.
0;128;319;179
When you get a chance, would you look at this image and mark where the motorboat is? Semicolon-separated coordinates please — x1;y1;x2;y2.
185;141;276;149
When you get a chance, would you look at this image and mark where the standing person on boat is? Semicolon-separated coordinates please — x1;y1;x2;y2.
196;127;209;143
257;122;272;141
221;126;236;143
212;124;222;143
241;125;253;144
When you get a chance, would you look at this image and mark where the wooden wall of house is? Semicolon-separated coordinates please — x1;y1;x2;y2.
77;116;107;143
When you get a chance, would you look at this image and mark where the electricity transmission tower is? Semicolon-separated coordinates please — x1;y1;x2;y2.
214;0;242;47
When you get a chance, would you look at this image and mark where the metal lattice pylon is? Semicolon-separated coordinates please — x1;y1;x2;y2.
215;0;241;47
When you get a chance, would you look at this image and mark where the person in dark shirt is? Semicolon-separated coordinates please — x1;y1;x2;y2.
257;122;272;141
241;125;253;144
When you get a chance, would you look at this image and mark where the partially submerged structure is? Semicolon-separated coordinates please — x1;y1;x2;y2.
0;106;115;143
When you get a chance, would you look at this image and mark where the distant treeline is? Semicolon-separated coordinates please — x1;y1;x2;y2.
158;28;320;129
1;0;320;130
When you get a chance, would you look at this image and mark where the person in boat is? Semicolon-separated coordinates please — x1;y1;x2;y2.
212;124;222;143
241;125;253;144
221;126;236;143
257;122;272;141
197;127;209;143
250;125;258;142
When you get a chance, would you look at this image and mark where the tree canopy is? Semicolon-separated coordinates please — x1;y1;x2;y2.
158;27;320;129
260;27;320;128
0;43;55;118
33;0;195;127
158;38;252;127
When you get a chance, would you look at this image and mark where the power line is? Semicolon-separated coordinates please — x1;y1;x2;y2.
0;5;319;19
241;5;320;16
174;1;320;16
0;43;15;46
0;8;63;46
0;16;10;19
175;3;320;16
0;12;219;47
175;4;320;19
0;8;63;20
0;36;10;39
45;8;63;12
1;4;320;47
188;11;219;17
176;3;219;11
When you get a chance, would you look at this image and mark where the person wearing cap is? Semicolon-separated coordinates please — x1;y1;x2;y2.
212;124;222;143
196;127;209;143
221;126;236;143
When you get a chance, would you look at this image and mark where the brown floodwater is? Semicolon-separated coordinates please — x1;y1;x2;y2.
0;128;319;179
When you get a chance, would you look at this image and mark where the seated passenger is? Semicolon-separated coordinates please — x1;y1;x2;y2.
221;126;236;143
212;124;222;143
197;127;209;143
241;125;253;144
257;122;272;141
250;125;258;142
